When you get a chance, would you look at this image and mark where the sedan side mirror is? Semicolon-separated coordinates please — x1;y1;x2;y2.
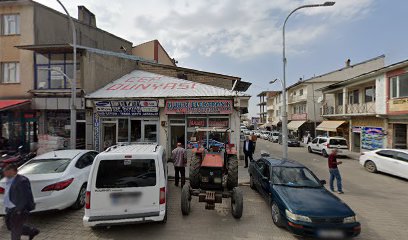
320;180;326;185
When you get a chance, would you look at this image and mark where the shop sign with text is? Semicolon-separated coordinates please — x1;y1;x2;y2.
165;100;233;115
94;100;159;117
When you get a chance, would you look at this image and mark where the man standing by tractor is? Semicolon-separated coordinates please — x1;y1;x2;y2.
172;142;187;187
243;136;254;168
328;148;344;194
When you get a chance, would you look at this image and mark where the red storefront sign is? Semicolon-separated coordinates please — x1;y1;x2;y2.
165;100;233;115
188;119;207;127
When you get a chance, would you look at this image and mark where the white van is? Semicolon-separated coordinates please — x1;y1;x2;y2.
83;144;167;227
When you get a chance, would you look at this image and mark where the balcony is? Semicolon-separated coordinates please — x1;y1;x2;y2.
267;105;275;111
289;113;307;121
288;95;307;104
321;102;375;116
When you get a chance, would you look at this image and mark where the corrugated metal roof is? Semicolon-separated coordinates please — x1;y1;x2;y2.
87;70;249;99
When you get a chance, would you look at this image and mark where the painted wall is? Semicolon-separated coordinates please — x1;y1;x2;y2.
0;3;34;99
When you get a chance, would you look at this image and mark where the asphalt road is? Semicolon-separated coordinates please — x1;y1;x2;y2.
0;141;406;239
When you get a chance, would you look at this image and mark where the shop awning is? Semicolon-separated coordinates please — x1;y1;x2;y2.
316;121;345;132
0;100;30;111
271;120;280;126
287;121;306;131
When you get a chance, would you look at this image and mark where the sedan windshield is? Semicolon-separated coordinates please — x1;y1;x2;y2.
271;167;321;188
19;159;72;174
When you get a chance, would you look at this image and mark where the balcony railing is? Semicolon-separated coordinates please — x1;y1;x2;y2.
346;102;375;114
321;103;375;115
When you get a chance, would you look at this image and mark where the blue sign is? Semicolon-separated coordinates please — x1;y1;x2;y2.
361;127;384;150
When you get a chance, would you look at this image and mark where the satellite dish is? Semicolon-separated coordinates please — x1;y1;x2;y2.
317;96;323;103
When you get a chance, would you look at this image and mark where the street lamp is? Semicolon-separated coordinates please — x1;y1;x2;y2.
281;1;335;160
56;0;77;149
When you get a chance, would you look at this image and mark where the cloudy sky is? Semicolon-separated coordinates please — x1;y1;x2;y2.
37;0;408;117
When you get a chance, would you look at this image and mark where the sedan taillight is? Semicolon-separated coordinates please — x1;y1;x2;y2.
85;191;91;209
41;178;74;192
0;186;4;194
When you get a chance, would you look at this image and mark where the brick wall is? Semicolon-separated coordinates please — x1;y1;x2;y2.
137;62;235;89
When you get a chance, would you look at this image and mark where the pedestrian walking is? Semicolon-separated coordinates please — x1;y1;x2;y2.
251;133;257;152
172;142;187;187
3;164;39;240
328;149;343;194
243;136;254;168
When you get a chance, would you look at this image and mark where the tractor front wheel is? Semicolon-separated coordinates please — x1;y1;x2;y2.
227;155;238;190
231;187;243;219
181;184;191;216
190;153;201;189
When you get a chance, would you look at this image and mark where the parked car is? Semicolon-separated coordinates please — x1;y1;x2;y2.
0;146;37;178
254;131;262;137
248;156;361;238
308;136;348;157
261;131;270;140
0;150;98;214
83;144;167;227
243;129;251;135
268;132;280;143
278;134;300;147
359;149;408;179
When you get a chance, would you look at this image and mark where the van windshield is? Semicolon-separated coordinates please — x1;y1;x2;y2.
96;159;156;188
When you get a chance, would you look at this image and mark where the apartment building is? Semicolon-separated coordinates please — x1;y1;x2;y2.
257;91;268;124
320;59;408;152
283;56;385;139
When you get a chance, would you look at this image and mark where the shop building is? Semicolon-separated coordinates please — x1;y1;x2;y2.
320;58;408;152
86;70;250;159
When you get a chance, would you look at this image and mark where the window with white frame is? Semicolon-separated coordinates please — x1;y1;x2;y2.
299;89;304;96
391;73;408;99
364;86;376;102
1;62;20;83
1;14;20;35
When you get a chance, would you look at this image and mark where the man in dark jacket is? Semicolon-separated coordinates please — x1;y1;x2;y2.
243;136;254;168
3;164;39;240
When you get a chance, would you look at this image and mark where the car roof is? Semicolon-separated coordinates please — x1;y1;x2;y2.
34;149;92;160
261;157;305;168
103;144;162;154
374;149;408;153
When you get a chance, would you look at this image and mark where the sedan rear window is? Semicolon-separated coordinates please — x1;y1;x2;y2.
329;139;347;146
19;159;72;174
96;159;156;188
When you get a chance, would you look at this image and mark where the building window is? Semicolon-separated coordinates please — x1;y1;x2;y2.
1;14;20;35
1;62;20;83
299;89;303;96
364;86;375;103
337;92;343;106
348;90;359;104
391;73;408;99
34;53;80;89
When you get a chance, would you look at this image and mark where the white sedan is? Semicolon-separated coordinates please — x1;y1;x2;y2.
359;149;408;179
0;150;98;214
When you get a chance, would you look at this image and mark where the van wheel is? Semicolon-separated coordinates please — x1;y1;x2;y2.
365;160;377;173
181;184;191;216
71;184;87;210
308;146;312;153
231;187;243;219
322;149;328;157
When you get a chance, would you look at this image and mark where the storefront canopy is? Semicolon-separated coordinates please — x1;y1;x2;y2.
87;70;249;99
271;120;280;126
316;121;345;132
0;100;30;111
287;121;306;131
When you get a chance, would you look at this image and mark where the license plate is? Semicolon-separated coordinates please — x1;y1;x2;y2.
336;150;342;153
318;230;344;239
110;192;141;206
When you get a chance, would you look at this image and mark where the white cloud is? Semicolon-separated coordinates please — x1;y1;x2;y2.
35;0;373;60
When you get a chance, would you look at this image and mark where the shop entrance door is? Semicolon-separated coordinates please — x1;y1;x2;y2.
102;122;116;150
170;126;185;150
394;124;407;149
352;132;361;152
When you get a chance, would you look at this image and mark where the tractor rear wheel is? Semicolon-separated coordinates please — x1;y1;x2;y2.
231;187;243;219
181;184;191;216
227;155;238;190
190;153;201;189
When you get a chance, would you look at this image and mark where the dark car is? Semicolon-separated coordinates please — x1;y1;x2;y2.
248;156;361;238
278;134;300;147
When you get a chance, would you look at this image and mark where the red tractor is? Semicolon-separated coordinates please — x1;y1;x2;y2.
181;127;243;219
